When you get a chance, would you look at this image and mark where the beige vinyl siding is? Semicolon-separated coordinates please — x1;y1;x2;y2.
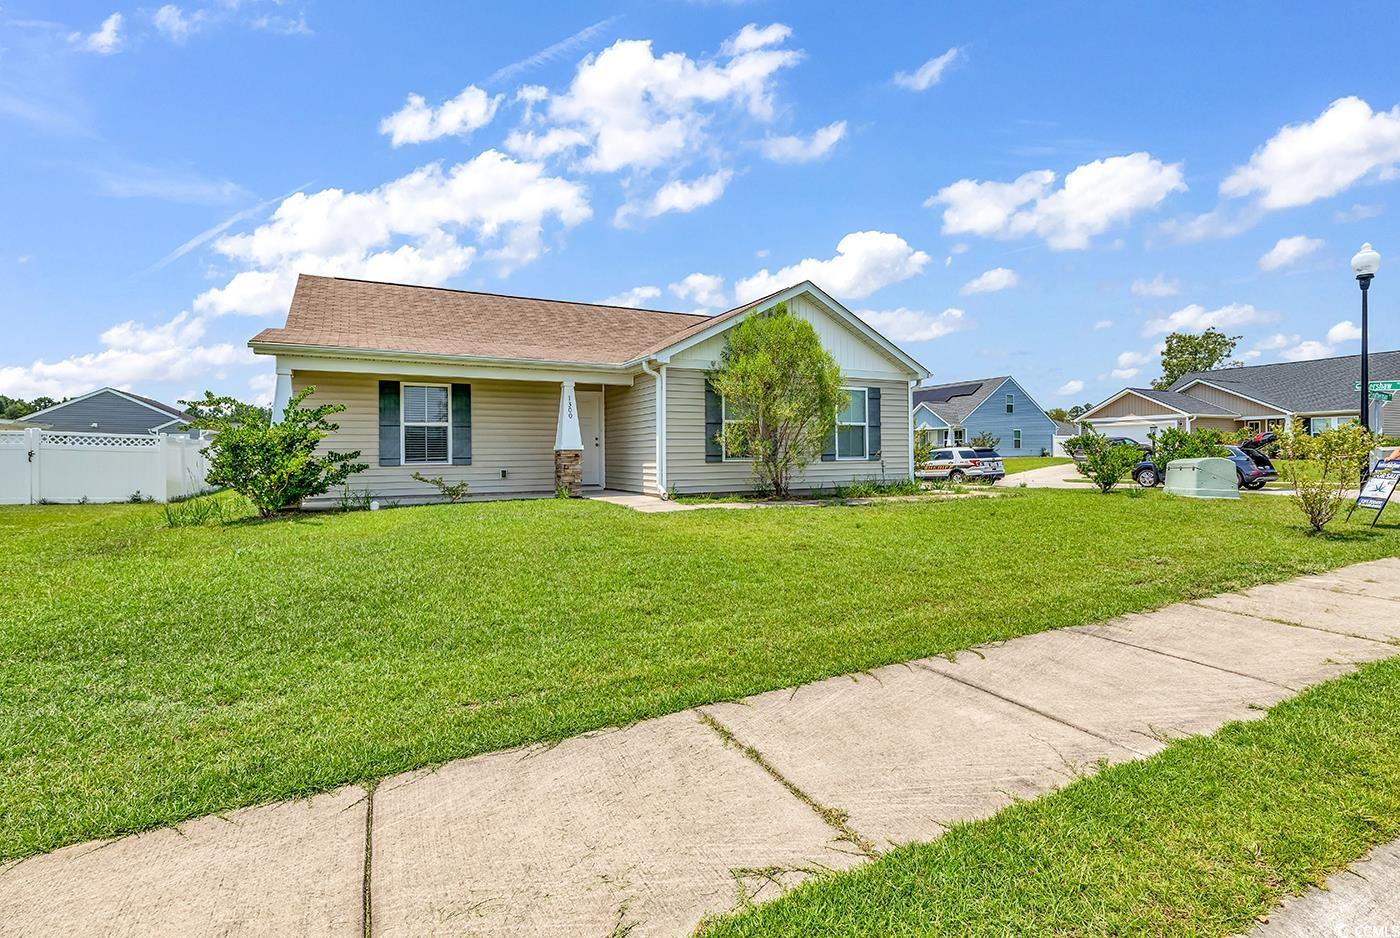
1382;402;1400;438
293;371;560;504
1191;416;1241;431
664;368;911;494
1178;383;1281;417
603;373;658;494
1089;392;1183;418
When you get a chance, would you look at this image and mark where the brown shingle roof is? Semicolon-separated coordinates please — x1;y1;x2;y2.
249;275;714;366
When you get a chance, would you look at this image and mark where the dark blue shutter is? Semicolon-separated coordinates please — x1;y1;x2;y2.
704;380;723;463
821;424;837;461
451;384;472;465
867;386;881;459
378;381;400;466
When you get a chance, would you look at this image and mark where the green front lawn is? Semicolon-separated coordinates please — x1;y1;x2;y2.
2;490;1398;860
1001;456;1072;475
702;655;1400;937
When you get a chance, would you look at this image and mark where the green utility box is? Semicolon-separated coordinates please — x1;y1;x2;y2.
1163;457;1239;499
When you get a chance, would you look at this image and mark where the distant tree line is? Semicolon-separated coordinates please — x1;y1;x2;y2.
0;395;61;420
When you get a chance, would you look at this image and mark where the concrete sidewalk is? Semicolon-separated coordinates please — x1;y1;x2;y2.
3;560;1400;936
1246;838;1400;936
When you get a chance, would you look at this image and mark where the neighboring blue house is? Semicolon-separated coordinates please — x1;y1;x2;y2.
913;376;1057;456
20;388;192;434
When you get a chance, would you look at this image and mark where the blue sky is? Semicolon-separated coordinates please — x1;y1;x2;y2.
2;2;1398;409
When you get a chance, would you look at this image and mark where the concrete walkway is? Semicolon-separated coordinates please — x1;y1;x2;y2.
997;462;1092;488
4;560;1400;936
1247;838;1400;936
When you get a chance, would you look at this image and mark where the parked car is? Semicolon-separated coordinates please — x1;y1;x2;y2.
919;447;1005;483
1069;437;1151;464
1132;434;1279;489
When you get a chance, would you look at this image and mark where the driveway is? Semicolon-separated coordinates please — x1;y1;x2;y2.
5;559;1400;936
996;462;1092;489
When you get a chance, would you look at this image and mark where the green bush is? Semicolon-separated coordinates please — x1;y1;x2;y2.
195;388;367;518
1276;421;1379;533
1147;426;1229;473
1065;428;1141;493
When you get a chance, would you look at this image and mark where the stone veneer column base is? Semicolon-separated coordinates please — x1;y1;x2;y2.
554;449;583;496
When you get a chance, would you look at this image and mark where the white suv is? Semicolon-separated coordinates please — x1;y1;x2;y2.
919;447;1005;482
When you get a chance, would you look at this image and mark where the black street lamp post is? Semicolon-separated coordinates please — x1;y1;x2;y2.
1352;243;1381;431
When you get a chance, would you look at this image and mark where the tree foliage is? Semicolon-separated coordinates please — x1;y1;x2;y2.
1276;420;1379;533
196;388;367;517
180;390;271;429
708;302;846;497
1065;427;1142;493
1146;426;1229;473
970;430;1000;449
0;395;59;420
1151;328;1241;390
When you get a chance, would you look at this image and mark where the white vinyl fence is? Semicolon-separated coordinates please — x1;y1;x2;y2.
0;429;215;505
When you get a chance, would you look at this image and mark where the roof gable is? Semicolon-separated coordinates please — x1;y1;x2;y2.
1081;387;1239;420
1167;349;1400;414
912;376;1009;425
24;387;191;425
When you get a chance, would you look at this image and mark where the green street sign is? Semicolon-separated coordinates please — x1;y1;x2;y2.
1371;391;1394;402
1355;380;1400;392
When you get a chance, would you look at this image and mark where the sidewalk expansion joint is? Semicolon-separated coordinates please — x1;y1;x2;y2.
696;710;879;860
361;781;377;938
1185;601;1400;647
913;662;1151;758
1075;629;1297;691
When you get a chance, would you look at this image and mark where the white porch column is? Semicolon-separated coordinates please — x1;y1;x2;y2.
554;379;584;495
271;363;293;424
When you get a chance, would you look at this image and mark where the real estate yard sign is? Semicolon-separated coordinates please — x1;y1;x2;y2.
1348;453;1400;526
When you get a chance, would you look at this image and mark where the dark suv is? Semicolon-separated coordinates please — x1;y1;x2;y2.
1132;434;1279;489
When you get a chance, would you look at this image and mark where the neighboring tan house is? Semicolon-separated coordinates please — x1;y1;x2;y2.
20;388;192;434
249;275;930;504
912;376;1058;455
1080;349;1400;441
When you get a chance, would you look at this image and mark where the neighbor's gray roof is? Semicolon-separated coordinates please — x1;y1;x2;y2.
1053;419;1078;435
1168;349;1400;414
912;376;1009;426
1128;387;1239;416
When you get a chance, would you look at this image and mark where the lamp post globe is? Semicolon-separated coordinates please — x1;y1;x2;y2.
1352;243;1380;437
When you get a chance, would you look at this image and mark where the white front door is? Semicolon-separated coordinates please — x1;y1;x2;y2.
577;391;603;487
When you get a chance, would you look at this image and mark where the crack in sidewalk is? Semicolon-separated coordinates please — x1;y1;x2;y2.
362;781;377;938
697;711;879;860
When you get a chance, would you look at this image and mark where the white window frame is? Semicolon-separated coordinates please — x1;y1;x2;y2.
720;396;751;462
835;386;868;460
952;427;966;446
1006;393;1014;414
1012;429;1022;449
401;382;452;466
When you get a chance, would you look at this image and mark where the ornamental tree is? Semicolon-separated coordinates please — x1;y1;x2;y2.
191;388;367;517
708;302;846;497
1065;427;1142;493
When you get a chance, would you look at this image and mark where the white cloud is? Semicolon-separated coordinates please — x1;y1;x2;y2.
1280;340;1335;362
248;371;277;406
1094;319;1114;330
760;120;846;164
379;85;502;147
1327;320;1363;344
1110;349;1152;380
194;149;591;317
734;230;930;303
1131;274;1179;297
721;22;792;56
1221;97;1400;210
1254;333;1299;351
960;266;1018;295
1142;302;1271;336
669;272;728;309
1056;379;1085;396
1335;203;1383;223
153;5;200;43
70;12;123;54
893;47;962;91
856;307;964;342
599;285;662;308
929;153;1185;250
1259;235;1324;272
615;169;733;225
0;312;251;400
515;34;802;174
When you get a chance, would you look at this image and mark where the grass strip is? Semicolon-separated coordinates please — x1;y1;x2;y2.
700;655;1400;937
2;490;1397;860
